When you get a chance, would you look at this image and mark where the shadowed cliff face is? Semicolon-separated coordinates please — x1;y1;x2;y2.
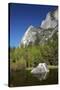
20;9;58;47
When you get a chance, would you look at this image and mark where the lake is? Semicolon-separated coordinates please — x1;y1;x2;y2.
10;68;58;87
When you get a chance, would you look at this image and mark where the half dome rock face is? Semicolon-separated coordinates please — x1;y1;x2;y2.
53;9;58;21
41;9;58;29
20;25;42;47
20;9;58;47
20;25;37;47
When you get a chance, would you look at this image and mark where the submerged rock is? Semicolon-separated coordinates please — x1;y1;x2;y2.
31;63;49;74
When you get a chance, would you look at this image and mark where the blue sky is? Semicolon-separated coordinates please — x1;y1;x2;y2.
9;3;57;48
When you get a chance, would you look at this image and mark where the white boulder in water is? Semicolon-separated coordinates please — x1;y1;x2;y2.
31;63;49;74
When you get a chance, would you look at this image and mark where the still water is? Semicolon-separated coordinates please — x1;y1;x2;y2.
10;69;58;87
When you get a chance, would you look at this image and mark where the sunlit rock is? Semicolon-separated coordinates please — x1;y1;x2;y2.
31;63;49;74
41;9;58;29
20;9;58;47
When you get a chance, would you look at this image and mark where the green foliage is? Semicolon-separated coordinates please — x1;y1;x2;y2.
10;32;58;70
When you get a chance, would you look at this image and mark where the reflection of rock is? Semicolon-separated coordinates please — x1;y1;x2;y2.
31;63;49;74
33;72;49;81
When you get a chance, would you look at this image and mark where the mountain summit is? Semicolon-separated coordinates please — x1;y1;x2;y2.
20;9;58;47
41;9;58;29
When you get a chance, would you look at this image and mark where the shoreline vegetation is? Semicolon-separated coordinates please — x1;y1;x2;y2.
48;65;58;69
10;31;58;71
26;65;58;71
10;65;58;71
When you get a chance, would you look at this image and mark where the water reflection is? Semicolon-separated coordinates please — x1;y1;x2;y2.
32;72;49;81
10;69;58;87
